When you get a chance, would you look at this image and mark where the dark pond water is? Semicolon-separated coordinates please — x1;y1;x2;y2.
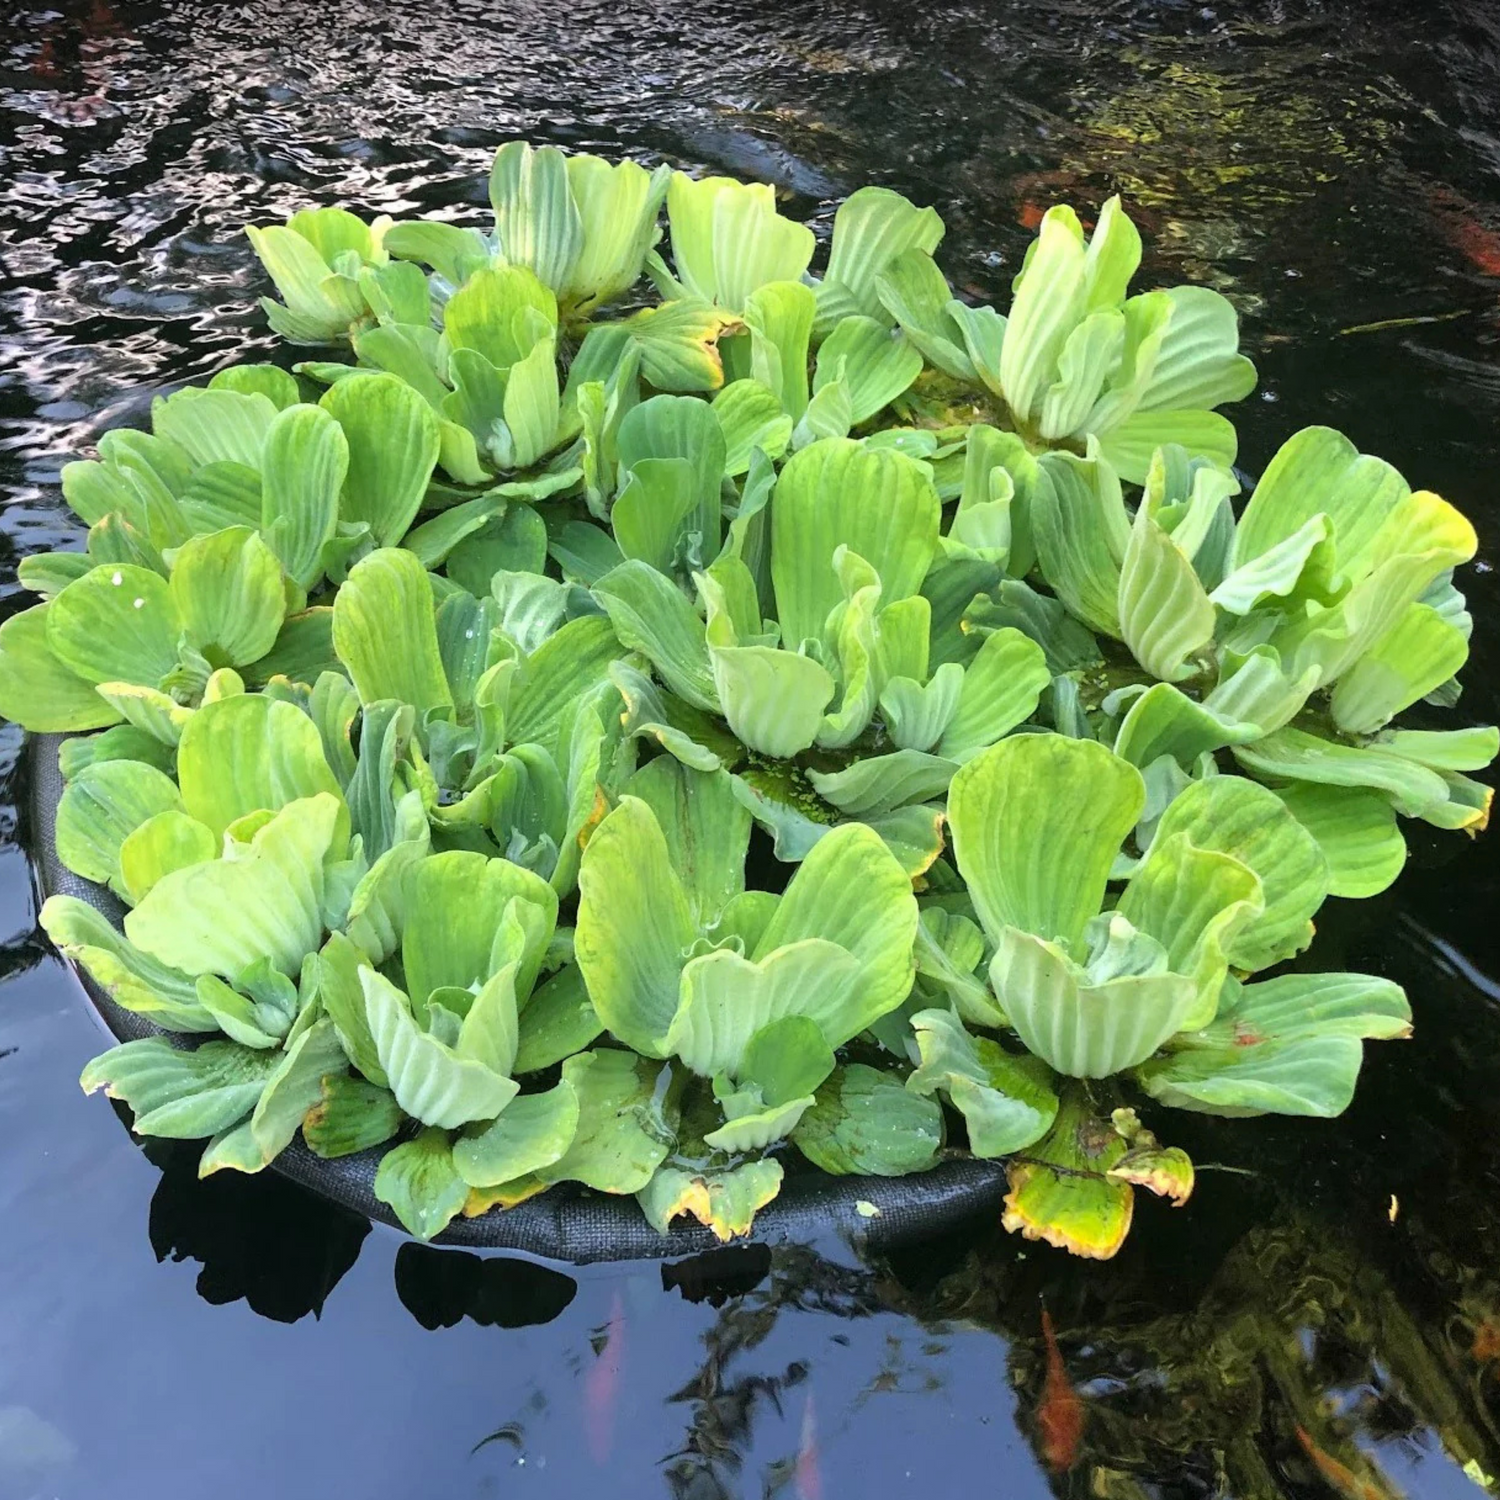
4;0;1500;1495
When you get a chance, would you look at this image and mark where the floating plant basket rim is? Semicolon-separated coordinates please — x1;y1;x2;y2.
31;732;1006;1264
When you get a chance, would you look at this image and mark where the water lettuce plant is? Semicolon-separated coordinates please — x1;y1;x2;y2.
3;141;1490;1256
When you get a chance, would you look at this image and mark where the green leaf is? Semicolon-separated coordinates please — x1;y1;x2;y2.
990;917;1200;1078
875;247;974;378
169;527;287;667
361;968;519;1128
622;298;738;392
1149;776;1328;971
948;734;1143;949
177;691;343;839
812;317;923;423
453;1080;581;1187
1118;505;1216;681
565;154;669;308
152;387;277;469
125;794;346;979
332;547;453;712
817;186;944;329
744;281;816;420
622;759;749;928
666;173;815;311
1232;728;1452;819
54;758;183;895
807;750;953;817
593;560;716;710
638;1159;783;1241
1234;426;1408;583
771;438;940;649
320;373;441;547
907;1009;1057;1155
303;1073;404;1158
667;941;862;1076
47;564;182;688
1328;603;1470;735
246;1018;351;1164
793;1063;944;1176
0;604;120;732
575;796;697;1057
1274;784;1406;899
537;1049;676;1193
514;963;603;1073
1032;451;1128;638
1138;971;1410;1117
507;615;620;755
1000;205;1088;426
119;809;218;905
402;849;557;1010
489;141;583;294
80;1036;281;1138
375;1127;471;1242
41;894;217;1031
754;819;919;1024
260;403;347;590
712;379;793;474
937;627;1050;763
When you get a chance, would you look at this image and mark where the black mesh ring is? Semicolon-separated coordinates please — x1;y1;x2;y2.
30;732;1007;1262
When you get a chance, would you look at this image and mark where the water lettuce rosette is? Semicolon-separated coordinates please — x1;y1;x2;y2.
1;140;1488;1256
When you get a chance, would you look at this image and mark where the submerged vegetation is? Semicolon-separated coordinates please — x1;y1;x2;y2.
1;140;1491;1253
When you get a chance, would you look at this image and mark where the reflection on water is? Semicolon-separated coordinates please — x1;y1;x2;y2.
4;0;1500;1495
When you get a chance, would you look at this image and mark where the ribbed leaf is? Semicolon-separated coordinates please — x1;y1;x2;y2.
575;796;697;1057
1000;205;1088;425
452;1079;580;1187
667;940;862;1076
537;1049;677;1193
320;373;440;547
361;968;519;1128
990;923;1197;1078
42;894;216;1031
818;186;944;328
1150;775;1328;971
47;564;182;688
260;404;347;590
124;794;345;979
1033;451;1128;637
1274;784;1407;898
1138;972;1410;1117
332;547;452;712
489;141;583;294
169;527;286;667
80;1036;281;1138
0;605;119;732
753;821;918;1025
622;759;749;928
177;692;342;838
1234;427;1408;581
771;438;940;648
907;1009;1057;1155
1118;505;1215;681
812;317;923;423
1328;602;1469;735
638;1159;784;1240
55;758;183;894
937;627;1050;764
948;734;1143;949
792;1064;945;1176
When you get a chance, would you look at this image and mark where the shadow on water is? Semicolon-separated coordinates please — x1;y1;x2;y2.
4;0;1500;1495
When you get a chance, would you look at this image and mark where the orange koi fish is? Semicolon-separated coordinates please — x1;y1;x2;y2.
585;1291;626;1465
1037;1308;1084;1473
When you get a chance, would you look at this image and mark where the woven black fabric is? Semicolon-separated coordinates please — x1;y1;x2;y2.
30;733;1006;1262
